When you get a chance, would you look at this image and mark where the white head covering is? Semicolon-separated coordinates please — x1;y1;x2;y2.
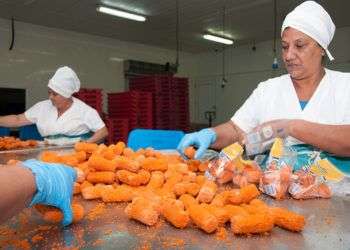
48;66;80;98
281;1;335;61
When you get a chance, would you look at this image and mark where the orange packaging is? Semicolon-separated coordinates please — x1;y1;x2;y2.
289;170;332;199
259;165;292;200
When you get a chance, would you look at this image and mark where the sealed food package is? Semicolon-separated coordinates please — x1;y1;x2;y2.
259;138;295;199
231;159;262;188
204;143;244;182
244;125;284;156
289;158;349;199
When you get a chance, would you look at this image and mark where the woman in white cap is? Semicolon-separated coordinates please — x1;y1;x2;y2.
0;66;108;145
178;1;350;167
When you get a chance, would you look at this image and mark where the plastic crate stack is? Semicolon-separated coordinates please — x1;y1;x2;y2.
129;75;190;131
171;77;190;131
107;91;153;131
104;116;129;144
73;88;103;115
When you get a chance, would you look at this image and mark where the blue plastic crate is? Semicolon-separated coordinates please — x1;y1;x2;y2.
127;129;184;151
0;127;10;136
19;124;43;141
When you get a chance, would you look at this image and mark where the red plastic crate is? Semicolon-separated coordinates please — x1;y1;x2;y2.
105;117;129;145
107;91;153;130
128;75;190;131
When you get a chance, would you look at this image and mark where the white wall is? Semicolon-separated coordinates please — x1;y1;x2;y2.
1;17;349;127
192;26;350;125
0;18;196;114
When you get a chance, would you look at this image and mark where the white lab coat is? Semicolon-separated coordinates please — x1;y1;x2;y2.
231;68;350;145
25;97;105;144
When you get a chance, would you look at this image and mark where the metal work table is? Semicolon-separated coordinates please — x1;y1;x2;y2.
0;148;349;250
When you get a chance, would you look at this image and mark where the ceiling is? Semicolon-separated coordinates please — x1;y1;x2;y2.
0;0;349;53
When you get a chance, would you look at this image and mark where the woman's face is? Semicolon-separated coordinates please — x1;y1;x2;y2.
281;27;324;80
48;88;69;109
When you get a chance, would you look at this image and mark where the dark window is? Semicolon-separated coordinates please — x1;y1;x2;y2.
0;88;26;116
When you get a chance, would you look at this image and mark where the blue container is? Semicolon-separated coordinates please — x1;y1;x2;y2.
0;127;10;136
19;124;43;141
127;129;184;151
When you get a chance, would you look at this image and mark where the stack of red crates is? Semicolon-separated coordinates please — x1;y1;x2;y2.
104;116;129;144
107;91;153;130
73;88;103;115
171;77;190;131
129;75;189;131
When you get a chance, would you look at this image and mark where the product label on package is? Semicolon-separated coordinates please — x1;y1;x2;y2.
222;143;243;161
310;159;344;182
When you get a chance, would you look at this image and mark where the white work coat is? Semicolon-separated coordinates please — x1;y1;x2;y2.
25;97;105;144
231;68;350;145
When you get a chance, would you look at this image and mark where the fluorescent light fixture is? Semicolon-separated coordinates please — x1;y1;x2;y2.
97;6;146;22
109;57;124;62
203;34;233;45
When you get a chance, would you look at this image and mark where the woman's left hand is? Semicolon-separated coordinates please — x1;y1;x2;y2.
243;119;294;155
254;119;293;139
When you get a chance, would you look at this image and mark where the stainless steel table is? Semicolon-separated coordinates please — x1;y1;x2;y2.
0;148;349;250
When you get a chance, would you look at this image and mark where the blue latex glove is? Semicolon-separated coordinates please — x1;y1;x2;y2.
22;159;77;226
177;128;217;159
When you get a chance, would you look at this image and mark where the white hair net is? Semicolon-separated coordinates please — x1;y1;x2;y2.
48;66;81;98
281;1;335;60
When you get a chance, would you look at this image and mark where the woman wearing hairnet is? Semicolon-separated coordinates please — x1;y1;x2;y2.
178;1;350;171
0;66;108;145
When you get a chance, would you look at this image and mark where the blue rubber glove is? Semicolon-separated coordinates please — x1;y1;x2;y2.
22;159;77;226
177;128;217;159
